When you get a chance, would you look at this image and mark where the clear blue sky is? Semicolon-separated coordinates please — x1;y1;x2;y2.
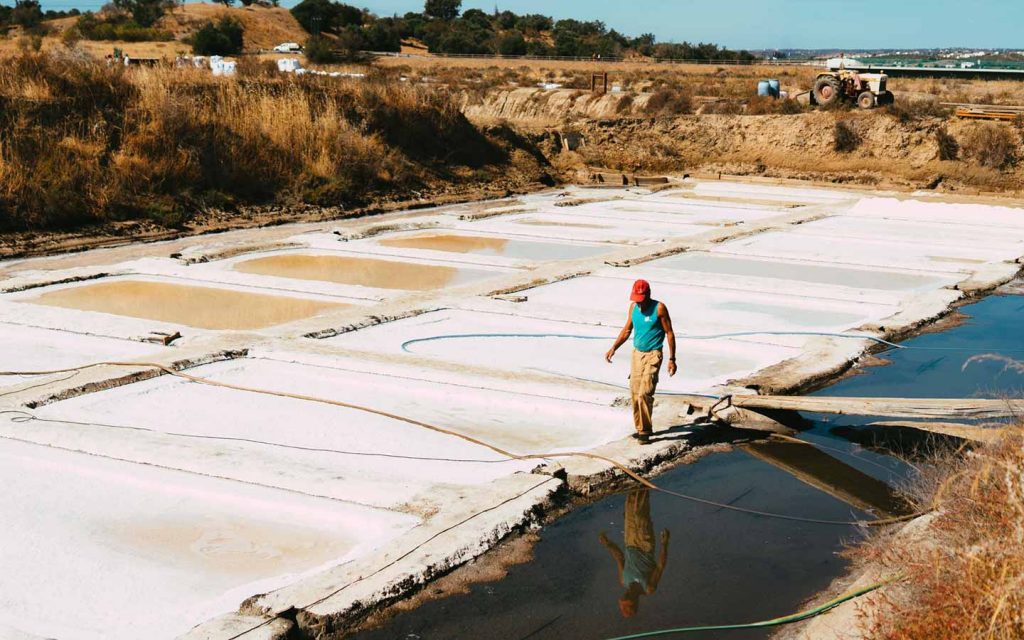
32;0;1024;50
356;0;1024;50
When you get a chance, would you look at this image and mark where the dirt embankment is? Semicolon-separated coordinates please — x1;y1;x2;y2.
462;87;651;124
461;87;1024;194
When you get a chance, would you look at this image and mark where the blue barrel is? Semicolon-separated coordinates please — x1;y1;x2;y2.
768;79;781;97
757;79;772;96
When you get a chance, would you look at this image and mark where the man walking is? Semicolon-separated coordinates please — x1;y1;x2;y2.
605;279;676;443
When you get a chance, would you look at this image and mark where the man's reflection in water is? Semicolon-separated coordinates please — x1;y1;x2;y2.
599;488;670;618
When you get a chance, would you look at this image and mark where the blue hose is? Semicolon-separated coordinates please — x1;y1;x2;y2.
400;330;902;353
398;330;1024;400
400;330;1024;354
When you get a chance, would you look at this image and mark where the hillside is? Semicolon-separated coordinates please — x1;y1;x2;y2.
156;3;306;51
35;3;307;53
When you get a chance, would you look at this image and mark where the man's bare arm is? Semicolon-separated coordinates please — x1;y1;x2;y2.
605;304;635;363
598;532;626;577
647;529;671;593
658;304;677;376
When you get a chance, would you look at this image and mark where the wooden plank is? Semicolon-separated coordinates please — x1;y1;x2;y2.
730;395;1024;420
955;108;1020;121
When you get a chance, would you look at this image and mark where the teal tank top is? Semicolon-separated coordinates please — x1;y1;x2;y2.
632;300;665;352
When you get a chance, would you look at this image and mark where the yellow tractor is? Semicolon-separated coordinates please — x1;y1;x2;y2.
811;68;894;109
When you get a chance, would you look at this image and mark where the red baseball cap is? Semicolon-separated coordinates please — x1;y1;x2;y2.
630;279;651;302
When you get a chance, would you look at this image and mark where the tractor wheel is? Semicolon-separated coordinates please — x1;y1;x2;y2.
813;76;841;107
857;91;876;109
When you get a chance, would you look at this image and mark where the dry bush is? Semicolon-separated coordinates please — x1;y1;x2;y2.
701;100;743;115
865;424;1024;640
643;88;692;116
745;95;804;115
615;93;634;115
885;97;952;123
833;119;861;153
936;127;959;161
961;123;1018;169
0;51;515;231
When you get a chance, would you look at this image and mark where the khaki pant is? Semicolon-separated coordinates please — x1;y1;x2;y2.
625;488;655;553
630;348;662;435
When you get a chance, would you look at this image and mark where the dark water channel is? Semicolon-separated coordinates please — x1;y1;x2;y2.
354;292;1024;640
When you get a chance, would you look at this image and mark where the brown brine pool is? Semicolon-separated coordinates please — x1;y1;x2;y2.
233;254;499;291
378;233;610;261
27;280;345;330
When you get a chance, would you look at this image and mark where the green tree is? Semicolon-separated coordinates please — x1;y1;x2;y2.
524;39;553;56
11;0;43;28
495;9;515;29
460;7;489;29
334;25;367;59
495;31;525;56
361;20;400;52
514;13;551;33
423;0;459;20
192;16;243;55
290;0;361;34
304;33;338;62
112;0;166;28
631;33;655;56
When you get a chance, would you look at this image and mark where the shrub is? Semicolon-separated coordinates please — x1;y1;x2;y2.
615;93;633;115
644;88;692;116
496;31;526;56
74;13;174;42
886;97;952;123
834;119;860;153
961;123;1017;169
191;17;243;56
702;99;742;115
424;0;461;21
11;0;43;29
290;0;362;35
936;127;959;161
303;34;338;63
0;51;516;231
865;424;1024;640
111;0;166;28
745;95;804;115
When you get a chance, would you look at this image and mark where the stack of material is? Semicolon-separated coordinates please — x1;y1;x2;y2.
947;102;1024;121
211;60;237;77
277;58;302;73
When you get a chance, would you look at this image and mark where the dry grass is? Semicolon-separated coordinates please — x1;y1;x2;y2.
961;122;1019;169
0;49;528;231
863;423;1024;639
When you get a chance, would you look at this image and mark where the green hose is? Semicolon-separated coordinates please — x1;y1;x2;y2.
603;576;900;639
